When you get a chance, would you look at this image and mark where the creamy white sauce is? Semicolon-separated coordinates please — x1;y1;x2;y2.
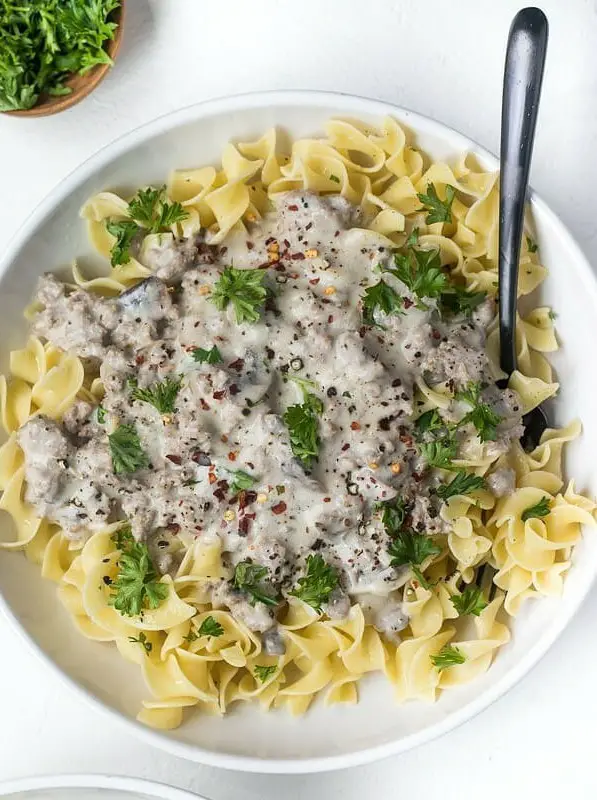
19;191;522;636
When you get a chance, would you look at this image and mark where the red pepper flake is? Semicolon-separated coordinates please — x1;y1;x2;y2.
287;204;299;211
309;278;320;285
283;239;291;248
166;454;182;465
432;329;441;340
199;398;211;411
328;315;334;324
238;490;257;510
412;472;423;483
265;236;275;245
323;497;331;503
246;461;255;470
271;501;287;515
229;383;240;395
167;523;180;534
350;421;361;431
403;297;414;310
289;272;299;279
192;450;211;466
290;252;305;260
228;451;237;462
213;390;226;400
341;443;350;451
208;473;217;485
228;358;245;372
334;230;340;237
238;516;251;536
221;434;228;443
213;488;226;501
135;355;145;365
246;241;254;250
217;479;230;491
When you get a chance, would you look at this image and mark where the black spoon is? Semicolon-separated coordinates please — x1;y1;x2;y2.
499;7;549;452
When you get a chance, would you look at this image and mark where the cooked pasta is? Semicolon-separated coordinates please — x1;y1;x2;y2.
0;117;594;730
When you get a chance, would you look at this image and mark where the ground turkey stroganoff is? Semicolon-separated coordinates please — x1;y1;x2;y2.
20;190;524;644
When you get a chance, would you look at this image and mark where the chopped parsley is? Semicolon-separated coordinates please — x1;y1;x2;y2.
378;496;408;537
111;524;133;552
362;279;404;327
521;496;551;522
283;392;322;469
96;405;107;424
0;0;120;111
417;183;456;225
131;376;182;414
406;227;420;247
439;285;487;317
210;267;267;324
419;434;458;470
457;382;501;442
414;409;444;435
450;586;488;617
183;630;198;643
388;531;441;568
108;424;149;474
105;219;138;267
254;664;277;683
390;246;447;309
128;632;152;653
233;561;279;607
229;469;257;495
436;471;485;501
329;174;341;184
289;554;339;612
430;644;466;670
192;345;223;364
526;235;538;253
197;615;224;638
109;535;168;617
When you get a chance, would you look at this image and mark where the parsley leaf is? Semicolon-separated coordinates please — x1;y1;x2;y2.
378;496;408;537
439;285;487;317
111;524;133;552
390;247;448;308
127;186;188;233
430;644;466;670
183;630;198;643
450;586;488;616
197;615;224;638
128;632;152;653
233;561;279;607
254;664;277;682
361;280;404;327
290;554;339;612
229;469;257;495
131;377;182;414
110;539;168;617
192;346;223;364
436;471;486;500
211;267;267;324
0;0;119;111
457;382;501;442
105;219;138;266
417;183;456;225
283;392;322;468
108;424;149;474
388;531;441;567
406;227;420;247
526;235;538;253
521;496;551;522
96;405;107;424
414;409;444;435
419;435;458;470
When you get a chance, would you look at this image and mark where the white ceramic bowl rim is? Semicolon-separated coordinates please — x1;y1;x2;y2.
0;775;202;800
1;90;596;774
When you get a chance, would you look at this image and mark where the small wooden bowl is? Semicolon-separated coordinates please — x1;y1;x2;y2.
5;2;125;118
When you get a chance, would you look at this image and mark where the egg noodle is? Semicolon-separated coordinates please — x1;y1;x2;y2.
0;117;594;730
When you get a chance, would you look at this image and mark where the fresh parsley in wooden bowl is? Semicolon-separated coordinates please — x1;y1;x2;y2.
0;0;124;117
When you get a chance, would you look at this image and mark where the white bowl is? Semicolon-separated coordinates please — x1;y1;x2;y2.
1;91;596;773
0;774;205;800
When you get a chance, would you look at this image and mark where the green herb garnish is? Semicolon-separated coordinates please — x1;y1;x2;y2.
430;644;466;670
361;280;404;327
329;174;341;184
211;267;267;324
131;377;181;415
283;392;322;468
414;409;444;435
128;632;152;653
289;554;339;612
437;470;485;501
457;382;501;442
390;246;447;308
450;586;488;616
96;405;107;424
254;664;277;682
108;424;150;474
127;186;188;233
388;531;441;568
439;285;487;317
109;538;168;617
197;615;224;638
526;235;538;253
378;496;408;537
233;561;279;607
106;219;138;267
521;496;551;522
192;345;223;364
406;227;420;247
419;436;458;470
0;0;120;112
417;183;456;225
229;469;257;495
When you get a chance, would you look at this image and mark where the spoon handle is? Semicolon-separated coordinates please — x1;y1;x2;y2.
499;7;548;376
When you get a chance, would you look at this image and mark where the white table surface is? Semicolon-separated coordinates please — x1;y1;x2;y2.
1;0;596;796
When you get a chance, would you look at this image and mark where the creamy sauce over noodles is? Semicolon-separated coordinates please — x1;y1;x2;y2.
19;191;523;640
